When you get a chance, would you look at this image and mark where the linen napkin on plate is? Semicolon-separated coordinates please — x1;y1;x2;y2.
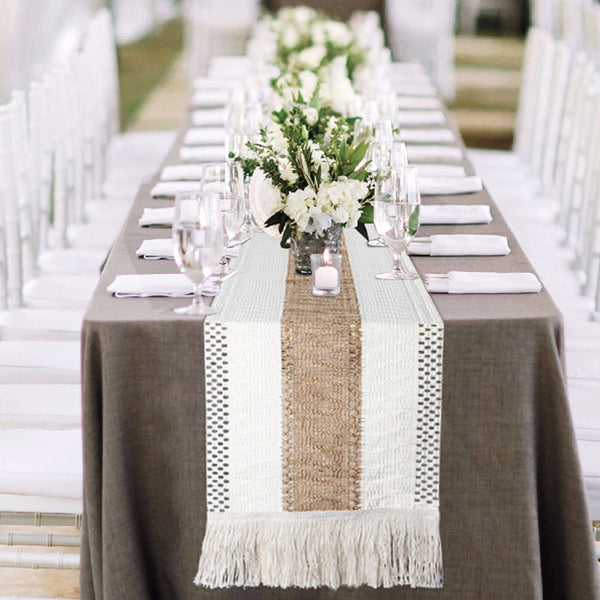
184;127;226;146
191;89;230;107
161;164;204;181
192;108;227;127
420;204;492;224
139;206;174;227
406;145;464;163
396;111;446;126
398;129;455;144
408;234;510;256
423;271;542;294
107;274;194;297
419;175;483;195
151;181;201;198
396;96;442;110
179;145;226;162
135;238;240;260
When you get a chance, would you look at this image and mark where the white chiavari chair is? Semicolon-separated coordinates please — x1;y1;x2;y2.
561;0;584;49
468;28;556;179
183;0;260;83
384;0;457;101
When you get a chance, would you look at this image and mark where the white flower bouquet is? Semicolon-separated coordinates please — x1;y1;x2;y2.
240;101;374;248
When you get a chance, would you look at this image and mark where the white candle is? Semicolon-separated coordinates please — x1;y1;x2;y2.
315;264;339;290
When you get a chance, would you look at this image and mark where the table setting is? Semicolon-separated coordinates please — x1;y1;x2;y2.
80;5;599;600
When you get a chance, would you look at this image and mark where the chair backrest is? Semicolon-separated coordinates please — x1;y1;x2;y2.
513;28;555;164
384;0;457;100
183;0;260;82
538;41;572;188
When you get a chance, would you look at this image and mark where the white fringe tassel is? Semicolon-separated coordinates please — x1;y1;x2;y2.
195;509;443;589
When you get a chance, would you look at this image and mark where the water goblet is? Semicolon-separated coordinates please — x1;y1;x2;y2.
201;162;246;279
373;165;421;280
172;191;224;316
368;141;409;247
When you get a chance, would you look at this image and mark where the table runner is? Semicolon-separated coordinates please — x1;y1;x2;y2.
196;231;444;589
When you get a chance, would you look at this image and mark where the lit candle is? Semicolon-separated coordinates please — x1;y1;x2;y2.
314;248;339;290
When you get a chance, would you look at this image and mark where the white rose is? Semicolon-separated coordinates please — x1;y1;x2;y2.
294;45;326;70
280;24;300;48
291;6;316;25
249;169;283;237
302;106;318;126
323;21;354;46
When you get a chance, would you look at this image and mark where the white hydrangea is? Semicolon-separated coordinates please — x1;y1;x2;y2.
284;187;316;232
316;177;368;229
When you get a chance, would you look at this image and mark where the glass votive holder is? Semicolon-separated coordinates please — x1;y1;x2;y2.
310;252;342;297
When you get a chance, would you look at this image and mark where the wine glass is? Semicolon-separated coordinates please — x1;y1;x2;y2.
368;141;408;247
373;165;421;280
172;191;224;315
201;162;246;280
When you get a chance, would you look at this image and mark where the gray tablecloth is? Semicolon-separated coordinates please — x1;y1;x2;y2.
80;128;600;599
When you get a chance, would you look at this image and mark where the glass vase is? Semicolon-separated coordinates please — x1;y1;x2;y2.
289;224;343;274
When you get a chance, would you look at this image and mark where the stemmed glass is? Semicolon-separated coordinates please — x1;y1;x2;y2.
224;95;265;234
373;165;421;280
172;191;224;315
368;141;408;247
201;162;246;280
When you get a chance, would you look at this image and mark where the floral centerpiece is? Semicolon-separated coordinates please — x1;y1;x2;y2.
266;7;365;115
240;99;374;273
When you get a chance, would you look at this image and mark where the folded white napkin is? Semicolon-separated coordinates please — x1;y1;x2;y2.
184;127;226;146
409;234;510;256
191;89;230;107
139;206;174;227
419;175;483;196
424;271;542;294
412;164;466;177
193;76;242;90
397;111;446;126
135;238;240;260
420;204;493;224
393;83;438;96
151;180;201;198
179;145;226;163
108;274;194;297
396;96;442;110
192;108;227;127
406;145;464;163
161;164;204;181
391;61;427;76
209;56;250;70
399;128;456;144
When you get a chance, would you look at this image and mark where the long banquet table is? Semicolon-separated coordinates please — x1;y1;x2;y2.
80;112;600;598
